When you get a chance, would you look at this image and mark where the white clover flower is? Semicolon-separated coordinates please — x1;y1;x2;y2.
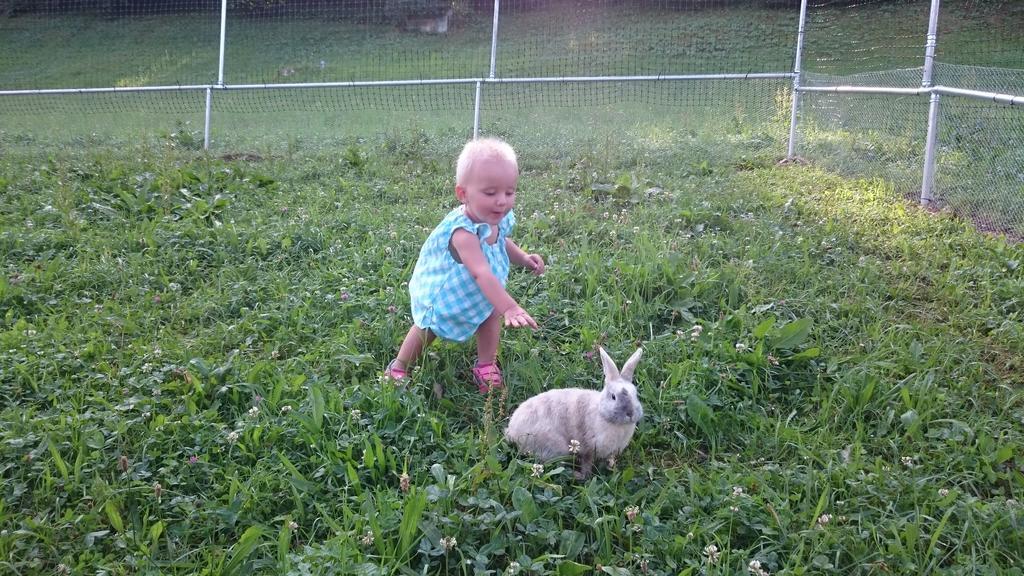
288;521;298;530
507;561;521;575
624;505;640;522
350;409;362;420
440;535;457;552
531;463;544;478
703;544;721;564
568;439;581;454
735;342;748;352
360;530;374;546
817;513;832;527
938;488;950;498
247;406;260;418
732;486;744;497
280;405;292;414
748;559;770;576
226;430;240;444
901;456;915;467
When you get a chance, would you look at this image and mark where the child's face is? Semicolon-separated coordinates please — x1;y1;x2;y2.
456;156;518;227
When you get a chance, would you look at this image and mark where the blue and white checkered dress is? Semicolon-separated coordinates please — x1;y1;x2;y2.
409;206;515;342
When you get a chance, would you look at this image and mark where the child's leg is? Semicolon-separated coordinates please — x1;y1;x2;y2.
475;309;503;365
393;325;436;370
472;310;504;392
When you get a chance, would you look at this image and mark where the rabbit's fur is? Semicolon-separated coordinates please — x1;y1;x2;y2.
505;347;644;479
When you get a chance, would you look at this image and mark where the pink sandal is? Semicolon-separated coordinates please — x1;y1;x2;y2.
383;359;408;384
472;362;503;394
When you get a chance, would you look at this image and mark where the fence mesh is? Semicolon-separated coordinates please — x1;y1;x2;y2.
482;78;791;172
223;1;491;85
797;0;1024;237
495;0;798;78
0;1;219;89
935;0;1024;72
934;95;1024;237
795;88;929;198
0;0;1022;236
803;0;929;86
0;0;798;156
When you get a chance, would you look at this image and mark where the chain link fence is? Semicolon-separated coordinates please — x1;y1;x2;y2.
795;0;1024;238
0;0;1021;236
0;0;798;174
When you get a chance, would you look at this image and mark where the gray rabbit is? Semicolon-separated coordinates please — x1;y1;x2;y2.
505;347;644;479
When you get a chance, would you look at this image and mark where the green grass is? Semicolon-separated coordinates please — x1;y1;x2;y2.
1;133;1022;574
0;4;1023;571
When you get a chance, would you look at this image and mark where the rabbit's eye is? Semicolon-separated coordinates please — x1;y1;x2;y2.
611;393;617;401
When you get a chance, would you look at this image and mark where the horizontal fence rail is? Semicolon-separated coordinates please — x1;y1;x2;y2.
798;84;1023;105
933;86;1024;106
0;72;799;97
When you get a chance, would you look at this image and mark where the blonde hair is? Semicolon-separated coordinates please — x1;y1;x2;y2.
455;138;518;187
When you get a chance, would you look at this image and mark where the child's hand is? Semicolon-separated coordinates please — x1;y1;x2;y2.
525;253;545;275
503;305;539;329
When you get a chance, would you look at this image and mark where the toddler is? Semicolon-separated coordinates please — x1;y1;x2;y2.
384;138;544;394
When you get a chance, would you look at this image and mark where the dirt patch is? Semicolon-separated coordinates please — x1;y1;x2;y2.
219;152;264;162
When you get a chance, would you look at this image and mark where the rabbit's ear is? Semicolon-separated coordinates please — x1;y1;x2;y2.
598;347;619;384
620;348;643;382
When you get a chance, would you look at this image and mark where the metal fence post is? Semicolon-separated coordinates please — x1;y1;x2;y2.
474;0;501;138
205;0;228;150
473;81;482;138
786;0;809;159
919;0;941;205
204;87;213;149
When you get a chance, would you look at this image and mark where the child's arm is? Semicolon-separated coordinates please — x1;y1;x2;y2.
451;229;538;329
505;238;545;276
